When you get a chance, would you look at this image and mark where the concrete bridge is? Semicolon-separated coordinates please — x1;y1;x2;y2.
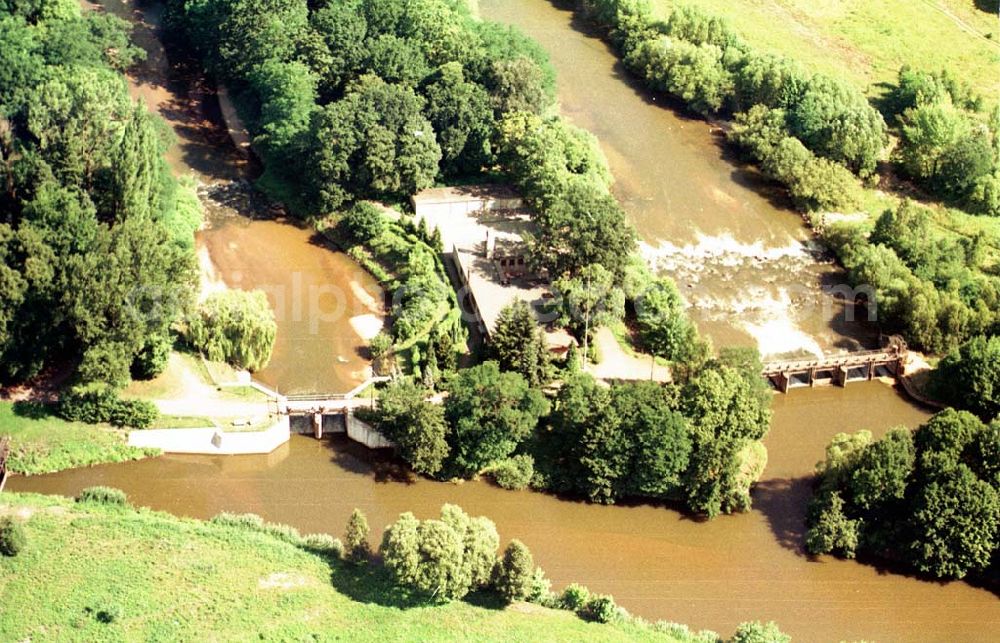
763;347;906;393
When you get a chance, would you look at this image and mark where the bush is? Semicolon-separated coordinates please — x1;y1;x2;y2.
59;383;159;429
210;513;311;546
78;486;129;507
487;455;535;490
210;512;266;530
0;517;27;556
559;583;591;611
302;533;344;557
263;522;302;544
59;382;120;424
110;398;159;429
652;621;720;642
730;620;791;643
493;539;534;602
343;202;387;242
344;508;370;563
131;333;172;380
526;566;553;605
94;602;125;624
581;594;620;623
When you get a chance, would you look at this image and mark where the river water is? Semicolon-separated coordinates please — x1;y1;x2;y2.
13;2;997;641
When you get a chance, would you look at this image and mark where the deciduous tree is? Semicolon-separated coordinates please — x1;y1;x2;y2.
369;378;449;475
442;361;548;477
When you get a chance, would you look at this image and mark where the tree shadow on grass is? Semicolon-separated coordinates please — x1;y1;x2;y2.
327;557;432;609
11;401;56;420
975;0;999;14
326;556;514;611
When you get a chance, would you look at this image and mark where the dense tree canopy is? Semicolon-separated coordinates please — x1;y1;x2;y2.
170;0;557;210
442;361;548;478
807;409;1000;580
496;111;613;209
0;4;198;391
365;378;449;476
681;354;772;516
635;277;702;363
380;504;499;601
537;369;764;515
932;335;1000;422
553;264;626;335
527;181;636;280
307;76;441;210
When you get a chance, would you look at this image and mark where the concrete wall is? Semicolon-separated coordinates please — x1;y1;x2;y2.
346;411;395;449
414;196;524;222
128;416;290;455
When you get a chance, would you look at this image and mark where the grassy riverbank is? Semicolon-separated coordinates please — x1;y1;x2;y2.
650;0;1000;105
0;492;691;641
0;403;155;476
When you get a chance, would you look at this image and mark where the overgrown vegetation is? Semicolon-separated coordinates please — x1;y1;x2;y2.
931;334;1000;421
806;409;999;581
824;200;999;354
327;204;464;367
0;492;785;641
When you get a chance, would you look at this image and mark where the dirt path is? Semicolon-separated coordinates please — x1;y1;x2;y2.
926;0;1000;48
584;327;672;383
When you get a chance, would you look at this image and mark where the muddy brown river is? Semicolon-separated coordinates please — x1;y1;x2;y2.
12;2;997;641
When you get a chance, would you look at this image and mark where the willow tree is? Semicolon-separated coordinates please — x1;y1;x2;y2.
186;290;277;372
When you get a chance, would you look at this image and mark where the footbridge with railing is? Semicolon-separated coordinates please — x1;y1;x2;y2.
763;344;907;393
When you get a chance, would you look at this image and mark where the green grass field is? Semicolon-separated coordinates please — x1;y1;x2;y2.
0;493;693;642
0;403;155;476
651;0;1000;104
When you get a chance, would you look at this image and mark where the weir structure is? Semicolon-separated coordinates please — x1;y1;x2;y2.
762;338;908;393
280;376;393;448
